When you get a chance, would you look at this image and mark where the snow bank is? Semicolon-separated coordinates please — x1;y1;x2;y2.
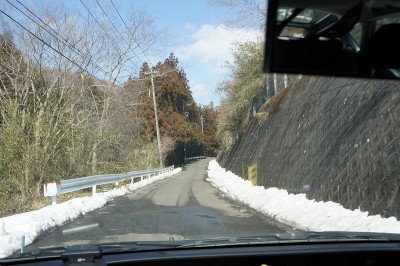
0;168;181;258
207;159;400;233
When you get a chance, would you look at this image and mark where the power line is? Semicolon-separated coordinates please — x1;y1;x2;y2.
80;0;141;72
0;8;106;84
79;0;103;29
96;0;144;71
13;0;86;58
11;0;105;74
95;0;125;43
0;9;83;70
109;0;155;67
109;0;129;34
8;0;108;76
94;0;144;69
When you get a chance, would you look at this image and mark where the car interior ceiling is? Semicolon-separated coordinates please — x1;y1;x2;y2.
279;0;400;13
274;0;400;78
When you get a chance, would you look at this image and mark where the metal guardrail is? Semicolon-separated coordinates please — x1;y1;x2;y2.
184;156;206;163
44;166;174;205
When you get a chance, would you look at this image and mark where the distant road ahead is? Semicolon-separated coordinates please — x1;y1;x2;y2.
27;158;288;249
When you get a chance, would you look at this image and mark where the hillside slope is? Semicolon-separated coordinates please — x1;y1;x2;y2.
218;76;400;219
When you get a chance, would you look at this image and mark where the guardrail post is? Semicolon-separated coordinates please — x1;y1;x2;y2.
92;185;97;196
21;235;25;254
130;178;133;184
140;176;143;181
115;181;119;187
44;182;59;205
51;196;57;205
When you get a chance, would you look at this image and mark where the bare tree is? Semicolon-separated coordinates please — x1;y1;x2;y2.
0;0;162;215
73;1;160;173
208;0;266;29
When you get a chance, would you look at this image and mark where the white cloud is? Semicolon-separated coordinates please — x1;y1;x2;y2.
189;80;221;105
177;24;261;67
190;80;210;104
172;24;261;106
191;81;206;94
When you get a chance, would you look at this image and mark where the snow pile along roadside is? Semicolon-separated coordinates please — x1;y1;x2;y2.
207;159;400;233
0;168;182;258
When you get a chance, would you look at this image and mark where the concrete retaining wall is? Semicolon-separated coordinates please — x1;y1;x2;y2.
218;76;400;218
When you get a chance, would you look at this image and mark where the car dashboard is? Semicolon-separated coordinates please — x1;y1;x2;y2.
1;241;399;266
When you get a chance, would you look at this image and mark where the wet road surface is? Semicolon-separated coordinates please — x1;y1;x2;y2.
26;158;289;250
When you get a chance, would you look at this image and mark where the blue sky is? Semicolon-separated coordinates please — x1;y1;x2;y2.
67;0;261;106
121;0;261;106
1;0;261;106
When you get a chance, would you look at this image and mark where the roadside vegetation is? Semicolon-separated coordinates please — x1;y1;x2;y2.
0;3;219;217
216;38;301;150
208;0;269;149
216;40;265;148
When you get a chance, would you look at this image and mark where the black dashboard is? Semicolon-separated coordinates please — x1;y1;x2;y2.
2;241;400;266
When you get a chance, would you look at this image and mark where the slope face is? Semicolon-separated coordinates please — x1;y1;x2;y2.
218;76;400;218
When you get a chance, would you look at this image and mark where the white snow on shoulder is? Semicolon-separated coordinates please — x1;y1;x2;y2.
207;159;400;233
0;168;182;258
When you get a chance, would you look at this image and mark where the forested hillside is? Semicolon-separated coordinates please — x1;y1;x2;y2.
134;54;220;166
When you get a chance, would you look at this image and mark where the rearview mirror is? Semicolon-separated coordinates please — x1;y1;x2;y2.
264;0;400;79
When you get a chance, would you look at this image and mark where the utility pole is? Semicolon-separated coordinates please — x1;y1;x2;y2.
144;70;163;168
200;115;204;134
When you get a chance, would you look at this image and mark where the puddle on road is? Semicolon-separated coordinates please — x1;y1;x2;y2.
62;223;99;235
163;210;178;214
197;214;216;219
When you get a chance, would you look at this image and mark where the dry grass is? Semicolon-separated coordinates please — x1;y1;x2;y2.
253;77;313;127
257;76;311;120
1;177;147;218
255;111;270;122
18;190;93;214
263;84;293;114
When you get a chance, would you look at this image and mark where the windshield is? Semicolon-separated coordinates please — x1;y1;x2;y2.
0;0;400;259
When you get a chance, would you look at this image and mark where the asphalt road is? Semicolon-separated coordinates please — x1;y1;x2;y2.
26;158;289;250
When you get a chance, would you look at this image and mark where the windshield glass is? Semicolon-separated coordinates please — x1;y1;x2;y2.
0;0;400;259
